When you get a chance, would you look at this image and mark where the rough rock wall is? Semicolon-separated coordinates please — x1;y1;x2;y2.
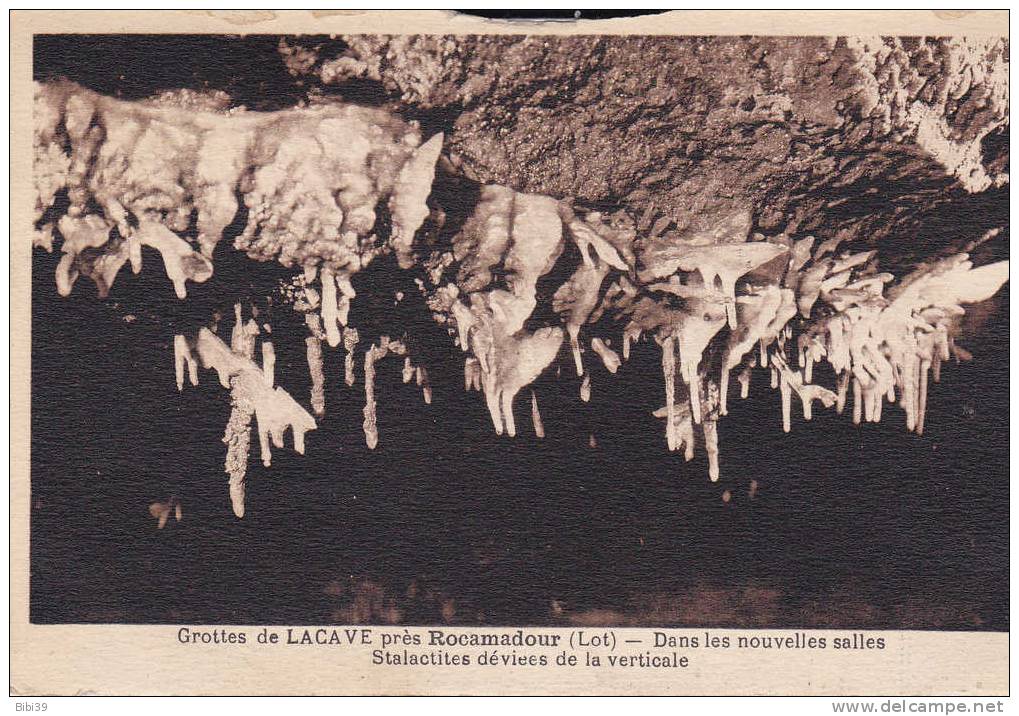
288;35;1008;256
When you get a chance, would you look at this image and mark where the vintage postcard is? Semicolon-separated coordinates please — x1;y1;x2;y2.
10;9;1009;698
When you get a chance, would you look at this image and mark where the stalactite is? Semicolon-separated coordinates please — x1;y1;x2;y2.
343;327;360;387
591;337;621;373
174;334;198;391
703;418;720;483
661;336;677;452
530;391;545;438
305;313;326;416
149;497;183;529
261;341;275;387
738;367;752;400
464;357;481;392
223;379;255;518
417;366;432;405
171;324;316;516
363;344;382;449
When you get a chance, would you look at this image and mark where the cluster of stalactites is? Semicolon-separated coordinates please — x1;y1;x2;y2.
291;267;432;448
418;191;1008;483
34;80;443;304
33;80;450;517
421;187;638;440
174;304;316;517
34;80;1010;495
646;234;1008;482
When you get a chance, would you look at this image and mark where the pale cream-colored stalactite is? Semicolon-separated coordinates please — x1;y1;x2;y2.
580;373;591;403
223;380;256;518
320;267;343;348
639;240;787;327
305;313;326;416
622;328;637;361
230;304;259;359
917;359;931;436
148;497;183;529
444;187;570;437
568;325;584;377
362;344;382;449
591;337;621;373
416;366;432;405
673;296;728;425
173;327;316;517
719;366;731;416
135;221;214;300
557;224;615;377
343;327;360;387
261;341;275;387
661;335;677;451
52;214;213;300
195;327;317;462
568;217;630;273
530;391;545;438
835;371;850;415
852;377;863;425
738;366;752;400
335;273;356;328
464;357;481;392
703;418;720;482
779;368;793;433
510;330;563;437
390;133;445;268
652;401;695;461
357;338;408;447
54;215;118;297
771;352;837;429
174;334;199;391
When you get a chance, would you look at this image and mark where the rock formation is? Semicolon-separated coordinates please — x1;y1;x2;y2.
33;34;1009;517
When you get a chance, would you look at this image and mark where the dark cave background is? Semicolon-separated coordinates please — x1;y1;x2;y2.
29;34;1009;628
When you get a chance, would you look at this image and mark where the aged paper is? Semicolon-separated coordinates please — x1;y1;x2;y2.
11;10;1009;696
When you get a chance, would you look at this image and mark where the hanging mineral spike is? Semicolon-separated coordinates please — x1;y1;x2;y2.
362;344;383;449
261;341;275;386
174;334;198;391
171;327;316;516
661;335;677;451
591;337;621;373
223;381;255;518
305;313;326;416
343;327;360;387
703;418;720;482
530;391;545;438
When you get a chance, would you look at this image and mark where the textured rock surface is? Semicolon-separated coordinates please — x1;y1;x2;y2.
288;35;1008;262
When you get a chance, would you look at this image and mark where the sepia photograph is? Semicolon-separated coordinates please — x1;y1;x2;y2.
11;9;1010;698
